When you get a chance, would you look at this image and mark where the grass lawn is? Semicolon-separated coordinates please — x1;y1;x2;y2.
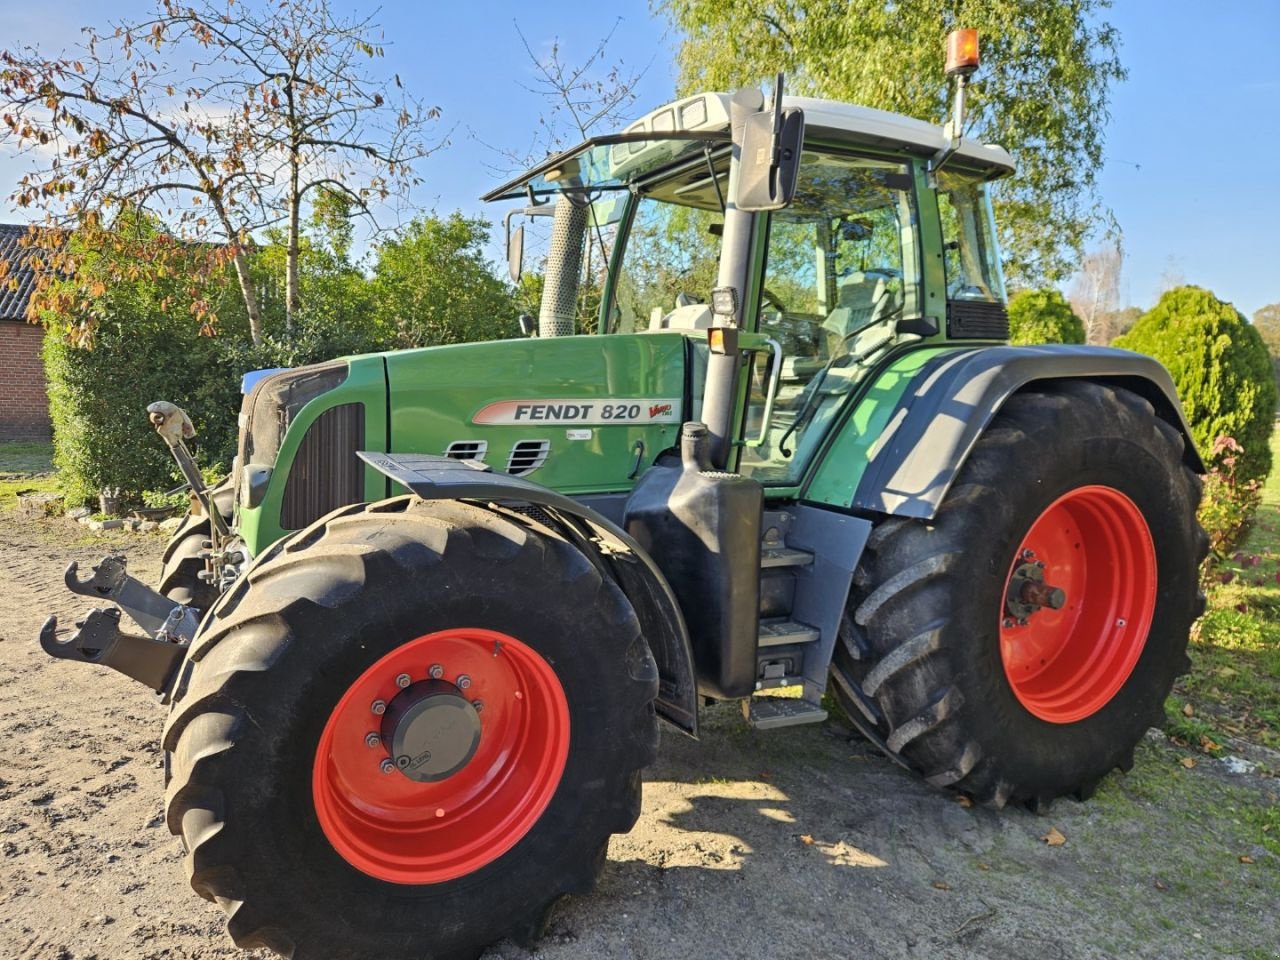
0;439;57;512
1170;423;1280;754
0;438;54;474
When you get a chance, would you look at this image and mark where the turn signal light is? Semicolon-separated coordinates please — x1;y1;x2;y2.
945;28;980;77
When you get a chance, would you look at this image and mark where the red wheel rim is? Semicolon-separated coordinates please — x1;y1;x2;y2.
998;485;1156;724
313;628;570;884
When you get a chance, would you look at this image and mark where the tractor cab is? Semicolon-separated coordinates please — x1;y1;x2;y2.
485;87;1015;488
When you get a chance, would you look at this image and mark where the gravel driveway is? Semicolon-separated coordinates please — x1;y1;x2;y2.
1;510;1277;960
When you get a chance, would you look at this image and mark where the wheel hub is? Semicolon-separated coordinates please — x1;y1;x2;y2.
381;680;481;782
1005;559;1067;623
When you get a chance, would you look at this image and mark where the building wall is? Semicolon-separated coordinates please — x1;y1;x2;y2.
0;320;51;440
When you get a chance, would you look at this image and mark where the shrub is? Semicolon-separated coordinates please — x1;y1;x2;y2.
44;312;243;509
1198;436;1263;569
1114;286;1277;487
1007;289;1085;345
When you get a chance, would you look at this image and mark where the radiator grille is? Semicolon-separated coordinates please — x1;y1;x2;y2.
445;440;488;461
947;299;1010;340
506;439;550;476
280;403;365;530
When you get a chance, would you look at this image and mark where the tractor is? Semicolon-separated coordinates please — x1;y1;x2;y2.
38;31;1205;960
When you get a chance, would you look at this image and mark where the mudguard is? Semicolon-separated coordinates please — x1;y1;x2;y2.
852;345;1204;519
357;451;699;737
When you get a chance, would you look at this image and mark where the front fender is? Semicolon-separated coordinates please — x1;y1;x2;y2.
357;452;699;737
848;345;1203;520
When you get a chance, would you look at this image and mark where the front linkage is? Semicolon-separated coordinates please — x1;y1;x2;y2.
39;401;220;698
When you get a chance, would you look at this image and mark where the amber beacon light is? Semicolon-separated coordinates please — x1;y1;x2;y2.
945;28;980;76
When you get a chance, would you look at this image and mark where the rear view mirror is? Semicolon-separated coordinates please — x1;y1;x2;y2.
507;224;524;283
735;76;805;212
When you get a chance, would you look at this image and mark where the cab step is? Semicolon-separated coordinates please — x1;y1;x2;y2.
757;617;820;648
760;546;813;569
742;697;829;730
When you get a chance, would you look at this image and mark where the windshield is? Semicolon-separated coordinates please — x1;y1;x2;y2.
482;133;729;202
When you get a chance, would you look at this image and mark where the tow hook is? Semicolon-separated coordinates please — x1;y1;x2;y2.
39;553;200;698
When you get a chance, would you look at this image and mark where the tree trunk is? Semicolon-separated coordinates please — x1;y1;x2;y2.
285;79;301;336
286;181;300;335
230;247;264;346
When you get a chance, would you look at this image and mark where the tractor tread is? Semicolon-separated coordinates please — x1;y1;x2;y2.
830;381;1205;809
163;497;657;960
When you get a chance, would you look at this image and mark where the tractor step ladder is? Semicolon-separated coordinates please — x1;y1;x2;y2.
757;618;820;647
746;516;827;730
742;696;828;730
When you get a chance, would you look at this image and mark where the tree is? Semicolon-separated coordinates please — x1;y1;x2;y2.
1068;240;1125;343
1007;288;1085;345
1252;302;1280;401
1;0;437;344
370;213;518;348
659;0;1125;285
1253;303;1280;357
1115;286;1276;486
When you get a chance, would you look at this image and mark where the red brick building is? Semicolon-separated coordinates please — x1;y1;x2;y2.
0;224;51;440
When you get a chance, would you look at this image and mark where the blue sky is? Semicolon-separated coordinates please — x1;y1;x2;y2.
1;1;1274;317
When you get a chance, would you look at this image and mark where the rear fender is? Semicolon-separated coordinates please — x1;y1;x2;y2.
357;452;699;737
851;345;1204;520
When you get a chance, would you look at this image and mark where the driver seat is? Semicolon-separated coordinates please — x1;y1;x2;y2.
820;273;888;346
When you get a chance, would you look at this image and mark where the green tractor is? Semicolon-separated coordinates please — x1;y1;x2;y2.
40;35;1204;960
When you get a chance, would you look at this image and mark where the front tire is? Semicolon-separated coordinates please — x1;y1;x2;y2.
162;496;659;959
831;381;1206;808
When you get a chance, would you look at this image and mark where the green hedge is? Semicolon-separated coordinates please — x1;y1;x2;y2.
1007;288;1085;345
1114;286;1276;485
44;320;243;508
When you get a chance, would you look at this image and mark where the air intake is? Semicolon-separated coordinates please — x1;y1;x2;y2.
506;440;550;476
444;440;488;461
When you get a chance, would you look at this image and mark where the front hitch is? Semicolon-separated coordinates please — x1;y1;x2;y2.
40;608;186;695
42;553;201;698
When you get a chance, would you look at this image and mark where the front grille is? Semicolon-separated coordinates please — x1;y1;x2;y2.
506;440;550;476
947;299;1010;340
280;403;365;530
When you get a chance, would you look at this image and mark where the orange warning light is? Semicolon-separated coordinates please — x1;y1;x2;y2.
945;29;980;77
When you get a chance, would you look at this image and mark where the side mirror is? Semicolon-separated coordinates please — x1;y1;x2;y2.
507;224;525;283
735;76;805;212
518;313;536;337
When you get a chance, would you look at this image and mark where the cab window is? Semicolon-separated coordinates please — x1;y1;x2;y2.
739;153;921;484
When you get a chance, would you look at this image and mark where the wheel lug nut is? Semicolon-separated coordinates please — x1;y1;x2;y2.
379;759;395;774
428;664;444;679
1021;549;1035;560
1035;560;1045;569
364;732;381;749
371;699;387;715
471;699;484;713
457;675;472;690
395;673;411;688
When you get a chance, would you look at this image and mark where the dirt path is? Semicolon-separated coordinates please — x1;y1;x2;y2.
1;511;1277;960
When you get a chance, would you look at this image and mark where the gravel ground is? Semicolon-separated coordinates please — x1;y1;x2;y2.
1;508;1278;960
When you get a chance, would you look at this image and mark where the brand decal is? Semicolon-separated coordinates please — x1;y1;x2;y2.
473;399;682;426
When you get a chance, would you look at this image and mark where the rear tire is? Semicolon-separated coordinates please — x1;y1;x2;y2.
162;496;659;959
831;381;1206;808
